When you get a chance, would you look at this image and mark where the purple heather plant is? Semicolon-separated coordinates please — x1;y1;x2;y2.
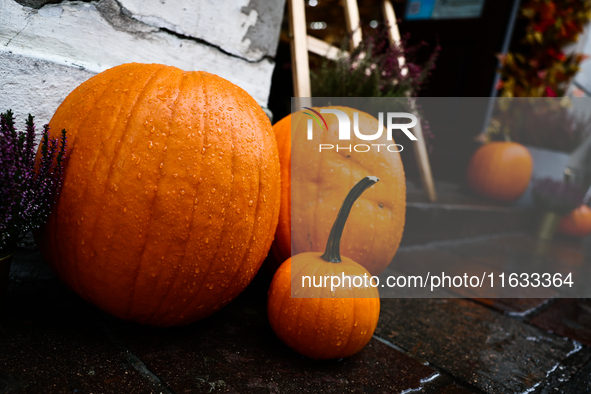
531;177;586;214
310;24;440;148
0;110;66;253
311;24;440;98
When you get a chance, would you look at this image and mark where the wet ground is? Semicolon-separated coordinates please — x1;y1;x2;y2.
2;232;591;393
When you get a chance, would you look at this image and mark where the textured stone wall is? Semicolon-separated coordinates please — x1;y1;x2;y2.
0;0;285;128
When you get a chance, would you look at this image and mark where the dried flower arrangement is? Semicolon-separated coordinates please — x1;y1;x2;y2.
0;110;66;254
497;0;591;97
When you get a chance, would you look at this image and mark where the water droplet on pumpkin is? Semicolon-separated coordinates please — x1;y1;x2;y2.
159;163;164;169
148;141;153;149
248;200;253;206
205;238;209;243
123;207;127;213
137;173;142;179
81;239;85;245
173;173;178;179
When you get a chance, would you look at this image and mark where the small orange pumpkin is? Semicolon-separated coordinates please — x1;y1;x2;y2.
467;141;533;202
268;176;381;360
36;63;281;326
270;107;406;275
558;204;591;237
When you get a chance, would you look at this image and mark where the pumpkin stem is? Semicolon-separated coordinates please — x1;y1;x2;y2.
321;176;379;263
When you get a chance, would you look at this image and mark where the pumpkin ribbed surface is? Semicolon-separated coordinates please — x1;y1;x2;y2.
268;176;381;360
36;63;281;326
267;254;380;360
466;141;533;202
270;107;406;275
558;205;591;237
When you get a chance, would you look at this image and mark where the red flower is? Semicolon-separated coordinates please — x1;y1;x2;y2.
545;86;557;97
547;48;567;61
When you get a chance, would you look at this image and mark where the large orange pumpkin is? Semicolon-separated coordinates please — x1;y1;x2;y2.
36;63;281;326
270;107;406;275
268;176;381;360
466;141;533;202
558;204;591;237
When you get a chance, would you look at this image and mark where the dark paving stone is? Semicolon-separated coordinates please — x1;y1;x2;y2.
0;279;161;393
402;203;535;246
555;357;591;393
530;299;591;347
388;248;500;298
389;247;556;299
475;298;551;316
2;249;465;394
5;236;591;393
376;298;582;394
111;277;441;394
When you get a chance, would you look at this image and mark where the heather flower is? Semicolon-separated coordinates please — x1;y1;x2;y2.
0;110;66;252
310;24;439;149
311;24;440;98
531;177;585;214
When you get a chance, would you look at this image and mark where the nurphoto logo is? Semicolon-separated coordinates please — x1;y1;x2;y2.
303;107;418;153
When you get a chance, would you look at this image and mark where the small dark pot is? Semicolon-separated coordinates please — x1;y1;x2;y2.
0;248;15;310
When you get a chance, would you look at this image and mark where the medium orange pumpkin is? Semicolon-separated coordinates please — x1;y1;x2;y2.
466;141;533;202
268;176;381;360
558;204;591;237
270;107;406;275
36;63;281;326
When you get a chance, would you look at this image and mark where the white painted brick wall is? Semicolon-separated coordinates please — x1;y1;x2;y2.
0;0;285;128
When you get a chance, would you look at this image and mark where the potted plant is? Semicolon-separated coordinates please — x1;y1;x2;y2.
490;0;591;205
311;24;440;99
484;98;591;206
0;110;66;308
531;177;586;240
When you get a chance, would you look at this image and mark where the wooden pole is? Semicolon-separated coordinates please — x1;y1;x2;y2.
307;35;341;61
342;0;362;50
288;0;311;101
382;0;437;202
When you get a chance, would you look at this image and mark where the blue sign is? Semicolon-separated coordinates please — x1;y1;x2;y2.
406;0;485;21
